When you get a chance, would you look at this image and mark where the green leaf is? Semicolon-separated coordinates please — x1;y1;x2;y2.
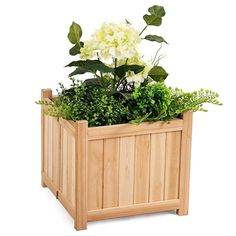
69;42;84;56
125;19;131;25
68;22;82;44
144;35;168;44
67;60;114;77
115;65;145;78
148;5;165;17
69;67;88;77
143;14;162;26
148;66;168;82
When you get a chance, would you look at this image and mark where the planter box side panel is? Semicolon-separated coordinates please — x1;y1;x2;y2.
42;114;76;218
87;121;184;219
42;115;60;196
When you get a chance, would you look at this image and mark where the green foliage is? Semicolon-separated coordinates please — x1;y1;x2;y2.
142;5;165;27
41;80;129;127
37;81;222;127
68;22;83;56
148;66;168;82
128;83;172;123
144;35;168;44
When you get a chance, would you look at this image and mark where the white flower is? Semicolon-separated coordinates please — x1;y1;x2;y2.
80;22;141;61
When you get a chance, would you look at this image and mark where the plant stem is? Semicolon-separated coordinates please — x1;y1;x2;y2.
113;58;118;91
152;43;162;65
139;25;148;36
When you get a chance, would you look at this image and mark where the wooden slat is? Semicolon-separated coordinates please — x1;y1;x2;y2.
41;89;52;187
164;131;181;200
75;121;88;230
119;136;135;206
42;172;58;197
134;135;151;204
52;118;60;188
58;192;75;219
59;118;75;136
88;119;183;140
71;136;76;207
62;128;68;196
177;112;193;216
88;199;180;221
47;116;53;179
88;140;103;211
103;138;119;208
44;116;49;175
149;133;166;202
67;132;73;203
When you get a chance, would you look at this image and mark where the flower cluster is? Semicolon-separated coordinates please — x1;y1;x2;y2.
67;5;169;90
80;22;141;61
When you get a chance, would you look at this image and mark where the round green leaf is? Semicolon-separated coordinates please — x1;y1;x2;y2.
143;14;162;26
148;66;168;82
148;5;166;17
68;22;82;44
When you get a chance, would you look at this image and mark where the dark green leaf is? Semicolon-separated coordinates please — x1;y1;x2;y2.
84;78;102;87
148;5;165;17
67;60;114;77
125;19;131;25
115;65;145;78
143;14;162;26
66;60;86;67
148;66;168;82
68;22;82;44
69;42;84;56
144;35;168;44
69;67;88;77
84;60;114;73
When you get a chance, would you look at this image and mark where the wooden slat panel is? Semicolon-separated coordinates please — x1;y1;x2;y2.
88;199;180;221
88;119;183;140
149;133;166;202
119;136;135;206
134;135;151;204
67;133;73;203
88;140;103;210
47;116;53;179
103;138;119;208
62;128;68;196
177;111;193;215
71;136;76;207
44;115;49;174
75;121;88;230
52;118;60;188
164;131;181;200
41;89;52;187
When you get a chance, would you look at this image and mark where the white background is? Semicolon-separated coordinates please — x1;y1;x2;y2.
0;0;235;235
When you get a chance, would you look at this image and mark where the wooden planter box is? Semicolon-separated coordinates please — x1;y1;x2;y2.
41;89;193;230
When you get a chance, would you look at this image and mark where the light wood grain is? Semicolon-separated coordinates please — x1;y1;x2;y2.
47;116;53;179
88;119;183;140
88;140;103;211
88;199;180;221
177;112;193;216
149;133;166;202
164;131;181;200
67;132;73;204
71;136;76;207
75;121;88;230
103;138;119;208
119;136;135;206
41;89;52;187
61;128;68;196
58;192;75;219
134;135;151;204
52;117;60;188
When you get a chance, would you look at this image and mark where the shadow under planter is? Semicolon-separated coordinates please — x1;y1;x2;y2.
41;88;193;230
